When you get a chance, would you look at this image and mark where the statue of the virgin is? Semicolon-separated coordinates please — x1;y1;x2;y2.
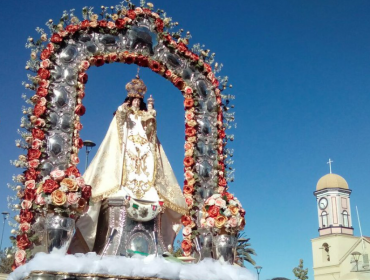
77;76;187;256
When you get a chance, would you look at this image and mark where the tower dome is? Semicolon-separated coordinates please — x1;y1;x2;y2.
316;173;349;191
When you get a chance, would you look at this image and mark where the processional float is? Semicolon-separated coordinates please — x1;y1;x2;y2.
8;1;249;280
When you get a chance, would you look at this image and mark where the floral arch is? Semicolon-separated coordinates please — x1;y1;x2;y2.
11;1;244;268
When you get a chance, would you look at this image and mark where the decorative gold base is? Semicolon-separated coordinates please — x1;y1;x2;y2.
26;271;183;280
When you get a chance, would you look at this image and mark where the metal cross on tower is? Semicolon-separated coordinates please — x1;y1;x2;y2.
327;158;333;174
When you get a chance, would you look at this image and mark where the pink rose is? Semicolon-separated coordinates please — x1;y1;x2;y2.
184;86;193;94
184;142;193;150
35;118;46;127
38;97;47;106
185;196;193;207
205;197;215;206
58;30;68;37
35;194;46;205
19;222;30;232
89;21;98;28
15;250;26;265
206;217;215;227
40;59;51;68
184;170;194;180
185;111;194;121
21;200;32;210
107;21;115;29
50;169;65;181
229;216;238;228
67;192;80;205
38;79;49;88
25;180;36;189
32;139;43;149
80;60;90;70
215;198;226;208
75;177;85;187
182;226;192;236
70;154;80;165
134;7;143;14
28;159;40;169
151;12;159;18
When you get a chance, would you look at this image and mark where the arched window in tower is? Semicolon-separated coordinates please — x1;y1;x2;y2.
342;210;349;227
321;211;328;228
322;243;330;262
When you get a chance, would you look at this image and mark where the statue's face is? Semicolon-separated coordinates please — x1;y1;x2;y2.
132;98;140;108
148;104;153;110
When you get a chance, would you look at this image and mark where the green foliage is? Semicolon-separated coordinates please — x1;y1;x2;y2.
0;249;14;274
292;259;308;280
235;232;257;267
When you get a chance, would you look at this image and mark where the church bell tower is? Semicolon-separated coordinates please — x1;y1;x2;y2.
313;159;354;236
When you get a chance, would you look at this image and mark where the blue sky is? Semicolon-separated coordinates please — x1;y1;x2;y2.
1;1;370;279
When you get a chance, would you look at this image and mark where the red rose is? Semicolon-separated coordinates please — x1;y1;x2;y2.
223;192;234;201
43;179;59;194
50;33;62;43
75;104;86;116
25;168;38;181
219;162;225;172
183;156;194;167
74;138;84;149
99;20;108;28
32;128;45;140
173;77;185;90
78;73;88;84
219;177;227;187
212;79;219;87
184;98;194;108
36;87;48;97
181;239;192;252
27;149;41;160
217;112;223;122
95;55;105;67
190;53;199;62
136;55;149;67
40;49;51;60
24;189;36;201
181;215;192;226
127;10;136;20
218;129;226;139
33;104;46;117
81;185;92;200
240;208;246;217
185;127;196;137
16;234;31;250
142;8;151;15
183;184;194;194
155;18;164;32
81;20;90;30
115;18;126;29
47;43;54;52
177;42;188;53
66;24;79;34
208;205;220;218
163;34;172;42
124;54;135;64
37;68;50;80
149;60;161;73
20;210;34;223
65;166;81;177
204;63;212;73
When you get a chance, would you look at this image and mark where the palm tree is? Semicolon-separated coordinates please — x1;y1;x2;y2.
235;232;257;267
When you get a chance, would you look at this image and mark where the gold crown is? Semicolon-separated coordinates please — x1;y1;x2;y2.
125;76;147;99
147;95;154;105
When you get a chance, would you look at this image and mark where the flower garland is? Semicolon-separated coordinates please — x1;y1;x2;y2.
11;1;238;268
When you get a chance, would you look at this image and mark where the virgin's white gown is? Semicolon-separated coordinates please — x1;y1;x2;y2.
77;105;187;251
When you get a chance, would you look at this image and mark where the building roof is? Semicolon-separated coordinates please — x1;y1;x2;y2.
316;173;349;191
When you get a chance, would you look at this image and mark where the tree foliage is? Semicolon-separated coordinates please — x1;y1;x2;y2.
235;232;257;267
292;259;308;280
0;249;14;274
